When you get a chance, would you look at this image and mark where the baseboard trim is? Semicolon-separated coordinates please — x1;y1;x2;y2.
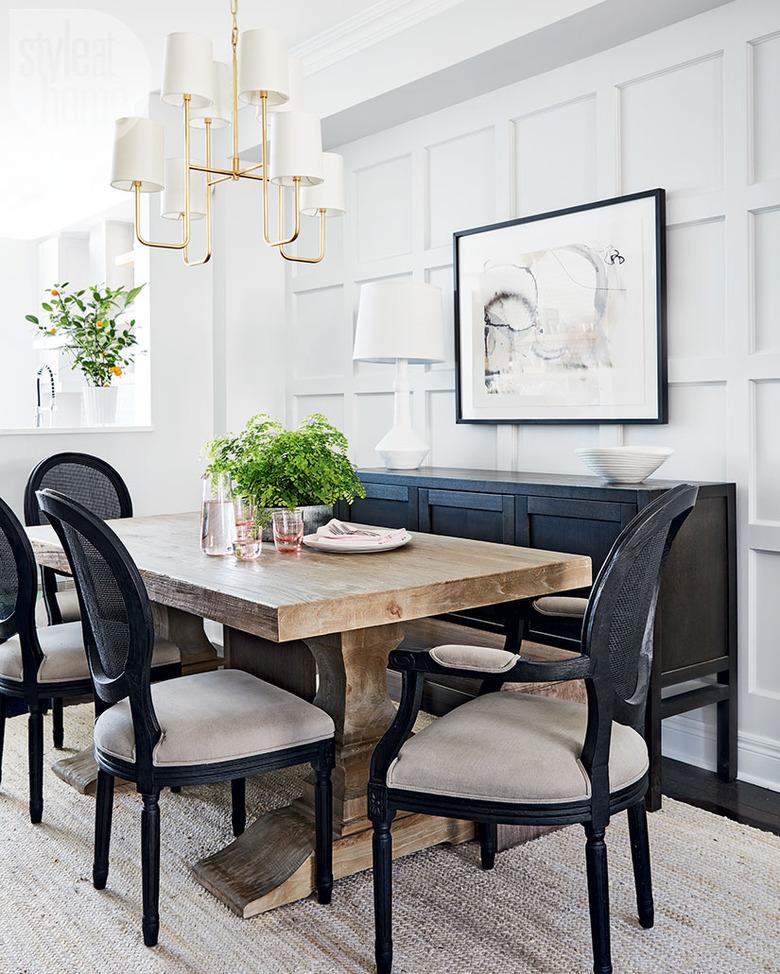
663;714;780;794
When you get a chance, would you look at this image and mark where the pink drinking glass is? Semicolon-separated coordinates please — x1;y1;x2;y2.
272;508;304;553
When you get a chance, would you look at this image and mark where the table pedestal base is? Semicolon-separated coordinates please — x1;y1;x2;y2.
192;805;474;918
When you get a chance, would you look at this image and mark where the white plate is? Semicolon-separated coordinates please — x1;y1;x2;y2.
302;532;413;554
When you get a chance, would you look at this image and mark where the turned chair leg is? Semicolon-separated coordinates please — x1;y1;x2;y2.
231;778;246;837
314;761;333;905
52;698;64;750
372;818;394;974
28;704;44;824
93;770;115;889
0;694;6;784
141;792;161;947
479;822;497;870
627;802;654;929
584;825;612;974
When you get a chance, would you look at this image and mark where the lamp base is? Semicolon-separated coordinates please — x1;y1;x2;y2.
375;425;430;470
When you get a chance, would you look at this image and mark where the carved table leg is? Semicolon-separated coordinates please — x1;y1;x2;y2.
192;623;474;917
51;605;219;794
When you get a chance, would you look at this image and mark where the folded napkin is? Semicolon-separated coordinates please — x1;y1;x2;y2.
314;519;408;547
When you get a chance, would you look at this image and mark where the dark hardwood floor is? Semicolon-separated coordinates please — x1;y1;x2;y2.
662;758;780;837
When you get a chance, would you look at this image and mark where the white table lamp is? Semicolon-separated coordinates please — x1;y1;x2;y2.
353;280;446;469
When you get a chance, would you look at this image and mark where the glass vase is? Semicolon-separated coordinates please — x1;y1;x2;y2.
200;473;235;556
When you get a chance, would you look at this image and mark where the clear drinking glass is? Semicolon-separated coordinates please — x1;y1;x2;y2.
200;473;235;556
234;497;262;561
272;508;304;553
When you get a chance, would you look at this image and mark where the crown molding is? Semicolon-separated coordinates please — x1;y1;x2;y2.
291;0;465;75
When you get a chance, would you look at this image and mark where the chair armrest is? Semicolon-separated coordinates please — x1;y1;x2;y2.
389;646;593;684
428;644;521;674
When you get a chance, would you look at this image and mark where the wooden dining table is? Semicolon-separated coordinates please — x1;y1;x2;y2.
27;512;591;918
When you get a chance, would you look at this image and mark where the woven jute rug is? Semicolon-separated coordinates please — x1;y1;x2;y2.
0;703;777;974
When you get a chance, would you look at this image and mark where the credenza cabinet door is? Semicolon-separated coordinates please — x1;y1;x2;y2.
339;483;418;530
516;495;638;592
419;488;514;544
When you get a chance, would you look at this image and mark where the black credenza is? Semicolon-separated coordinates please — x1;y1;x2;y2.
338;467;737;811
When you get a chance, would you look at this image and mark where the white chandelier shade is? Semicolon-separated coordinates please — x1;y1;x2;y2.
301;153;346;216
161;33;214;109
110;117;165;193
270;111;323;186
271;55;304;113
238;28;289;107
161;158;208;221
190;61;233;129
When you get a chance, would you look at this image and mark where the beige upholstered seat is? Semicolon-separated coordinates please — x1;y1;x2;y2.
0;622;180;684
533;596;587;619
387;692;648;804
94;669;335;767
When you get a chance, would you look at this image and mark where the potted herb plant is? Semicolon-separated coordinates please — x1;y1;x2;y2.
26;282;144;426
204;413;366;538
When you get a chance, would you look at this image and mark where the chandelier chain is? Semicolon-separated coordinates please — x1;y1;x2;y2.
230;0;239;49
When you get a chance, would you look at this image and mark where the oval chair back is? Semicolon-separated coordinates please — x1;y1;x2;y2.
24;453;132;527
24;453;133;627
36;488;160;787
579;483;698;814
0;497;42;697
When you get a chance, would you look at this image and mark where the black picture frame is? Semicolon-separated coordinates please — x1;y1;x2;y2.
453;188;667;425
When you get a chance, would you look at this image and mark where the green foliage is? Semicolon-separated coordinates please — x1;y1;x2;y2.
27;282;144;387
205;413;366;509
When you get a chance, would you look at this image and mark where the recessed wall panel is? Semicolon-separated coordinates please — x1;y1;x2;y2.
752;550;780;699
355;155;412;262
667;219;725;359
293;285;345;380
513;95;597;216
620;55;723;195
521;425;600;474
426;128;495;248
751;33;780;183
428;391;497;469
754;380;780;522
754;207;780;353
425;265;455;370
354;393;395;467
624;382;727;481
294;394;345;431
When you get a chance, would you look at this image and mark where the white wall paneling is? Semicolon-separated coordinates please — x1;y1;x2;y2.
287;0;780;789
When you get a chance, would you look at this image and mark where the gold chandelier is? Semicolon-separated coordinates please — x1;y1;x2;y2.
109;0;344;266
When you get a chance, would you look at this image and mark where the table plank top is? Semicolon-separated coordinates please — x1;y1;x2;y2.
27;512;591;643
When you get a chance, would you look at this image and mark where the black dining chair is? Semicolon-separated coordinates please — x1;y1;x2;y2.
368;483;698;974
38;487;336;947
0;496;181;823
24;452;133;750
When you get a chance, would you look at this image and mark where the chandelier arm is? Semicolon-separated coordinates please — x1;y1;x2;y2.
258;92;301;246
132;97;192;250
279;209;327;264
183;119;213;266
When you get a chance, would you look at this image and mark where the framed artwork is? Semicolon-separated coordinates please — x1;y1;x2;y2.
454;188;667;424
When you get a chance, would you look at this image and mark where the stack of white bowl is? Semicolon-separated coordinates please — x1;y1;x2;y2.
574;446;673;484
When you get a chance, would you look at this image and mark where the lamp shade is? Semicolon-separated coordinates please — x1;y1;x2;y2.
239;29;289;107
269;111;323;186
354;281;446;364
110;117;164;193
301;152;346;216
161;158;207;220
191;61;232;128
161;33;214;109
272;55;304;112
